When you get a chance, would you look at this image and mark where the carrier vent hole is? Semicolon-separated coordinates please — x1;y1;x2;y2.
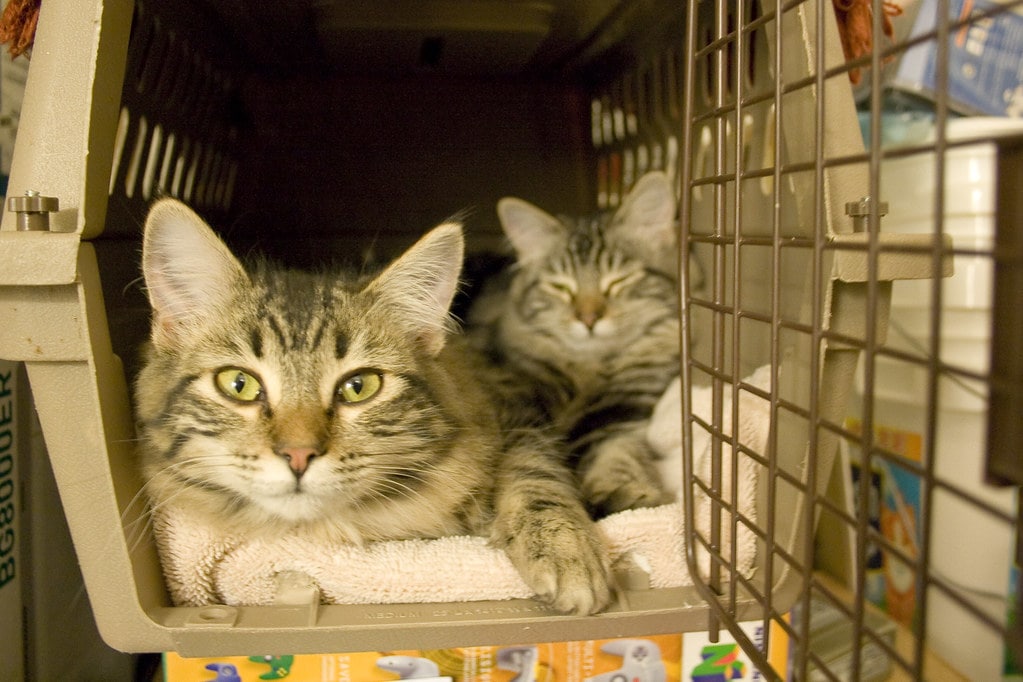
693;126;714;202
623;73;639;138
661;47;679;120
131;14;157;91
109;107;130;196
591;98;603;147
634;69;650;178
702;26;714;105
184;142;202;202
725;13;736;97
601;94;613;147
666;135;679;190
760;104;776;196
196;146;214;206
746;0;762;87
597;155;608;209
124;115;149;200
419;36;445;67
142;124;163;200
158;134;176;196
609;151;622;207
742;112;755;170
172;138;190;197
222;162;238;210
623;149;635;193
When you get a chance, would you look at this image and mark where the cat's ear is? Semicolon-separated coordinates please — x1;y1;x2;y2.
610;171;678;270
368;222;463;356
142;198;248;349
497;197;566;265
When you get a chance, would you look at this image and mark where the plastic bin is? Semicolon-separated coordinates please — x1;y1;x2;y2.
847;118;1023;679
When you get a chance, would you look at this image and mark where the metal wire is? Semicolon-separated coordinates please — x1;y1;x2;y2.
676;0;1022;678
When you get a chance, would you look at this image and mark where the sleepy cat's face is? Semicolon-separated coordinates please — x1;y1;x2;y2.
510;224;674;345
135;199;469;540
496;171;679;357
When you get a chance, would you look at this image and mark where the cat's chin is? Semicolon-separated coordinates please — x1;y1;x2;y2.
567;319;616;341
253;491;328;524
194;494;368;544
149;481;364;543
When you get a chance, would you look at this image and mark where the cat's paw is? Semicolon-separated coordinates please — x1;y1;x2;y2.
500;515;613;615
583;474;673;518
581;437;673;517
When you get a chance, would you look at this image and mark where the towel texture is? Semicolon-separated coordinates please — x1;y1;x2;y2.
153;366;772;607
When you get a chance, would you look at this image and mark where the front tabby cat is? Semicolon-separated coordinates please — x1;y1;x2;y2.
468;172;681;517
134;198;611;614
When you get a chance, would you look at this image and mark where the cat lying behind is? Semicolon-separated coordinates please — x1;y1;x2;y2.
468;172;681;517
134;198;612;615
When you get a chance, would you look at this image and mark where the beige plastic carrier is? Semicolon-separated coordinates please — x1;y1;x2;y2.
1;0;1000;676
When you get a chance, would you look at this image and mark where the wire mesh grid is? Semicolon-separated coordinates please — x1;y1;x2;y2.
665;0;1023;679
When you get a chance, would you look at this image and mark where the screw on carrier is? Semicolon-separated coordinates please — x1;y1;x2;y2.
844;196;888;232
7;189;59;231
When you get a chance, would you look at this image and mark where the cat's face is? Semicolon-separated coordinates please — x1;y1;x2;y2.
513;227;669;343
498;171;678;352
135;199;465;536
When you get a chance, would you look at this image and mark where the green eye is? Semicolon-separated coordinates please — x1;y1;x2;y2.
215;368;264;402
337;371;383;404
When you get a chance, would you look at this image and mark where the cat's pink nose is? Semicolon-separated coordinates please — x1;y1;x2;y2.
278;447;319;478
575;297;606;330
577;310;600;329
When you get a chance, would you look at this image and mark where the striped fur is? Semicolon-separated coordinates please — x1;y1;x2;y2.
135;198;611;614
469;172;681;517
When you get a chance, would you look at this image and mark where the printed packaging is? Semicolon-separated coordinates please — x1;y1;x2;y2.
164;634;683;682
890;0;1023;116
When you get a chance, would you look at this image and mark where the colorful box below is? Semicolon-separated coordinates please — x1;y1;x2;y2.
163;627;801;682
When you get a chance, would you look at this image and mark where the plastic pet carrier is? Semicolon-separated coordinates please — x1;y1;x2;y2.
0;0;1019;678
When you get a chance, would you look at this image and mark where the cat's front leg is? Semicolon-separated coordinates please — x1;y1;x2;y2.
578;428;672;518
491;430;613;615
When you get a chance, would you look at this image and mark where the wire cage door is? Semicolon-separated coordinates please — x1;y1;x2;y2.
678;0;1023;679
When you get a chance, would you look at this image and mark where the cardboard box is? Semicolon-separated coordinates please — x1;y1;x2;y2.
164;622;811;681
0;361;22;682
164;634;684;682
891;0;1023;116
845;418;924;628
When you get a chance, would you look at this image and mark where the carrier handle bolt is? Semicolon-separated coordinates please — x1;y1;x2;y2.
845;196;888;232
8;190;59;231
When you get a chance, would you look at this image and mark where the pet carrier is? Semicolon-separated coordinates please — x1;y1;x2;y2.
0;0;1017;678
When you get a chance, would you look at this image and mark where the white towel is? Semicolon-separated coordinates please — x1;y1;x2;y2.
152;366;772;607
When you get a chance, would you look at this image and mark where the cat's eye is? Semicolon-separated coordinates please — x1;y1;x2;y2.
215;368;264;402
604;271;642;296
336;371;383;404
544;280;575;299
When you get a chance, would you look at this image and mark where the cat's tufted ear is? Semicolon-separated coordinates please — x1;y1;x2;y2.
142;198;248;350
610;171;679;272
497;197;567;265
368;222;463;356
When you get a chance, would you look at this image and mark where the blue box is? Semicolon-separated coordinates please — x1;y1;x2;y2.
891;0;1023;116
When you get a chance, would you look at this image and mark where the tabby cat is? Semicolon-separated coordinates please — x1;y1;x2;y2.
468;172;681;517
134;198;612;614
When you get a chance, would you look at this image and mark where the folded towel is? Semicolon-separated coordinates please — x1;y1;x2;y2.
152;366;772;607
154;502;692;606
